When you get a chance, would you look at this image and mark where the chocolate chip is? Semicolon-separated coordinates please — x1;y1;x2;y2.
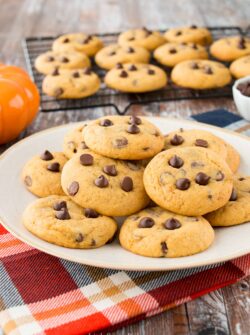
138;217;155;228
161;241;168;253
68;181;79;195
120;70;128;78
169;48;177;54
238;177;245;181
127;124;140;134
72;71;80;78
128;36;135;41
75;233;84;242
81;141;88;149
109;51;116;56
142;27;152;36
113;137;128;148
216;171;224;181
195;172;210;185
143;147;149;151
53;201;67;211
47;162;60;172
91;239;96;246
121;176;133;192
129;115;141;124
238;37;246;49
195;139;208;148
230;188;237;201
54;88;64;97
164;218;181;230
190;62;199;69
128;64;137;71
60;56;69;63
176;178;190;190
83;68;92;75
148;69;155;75
40;150;54;161
175;31;182;36
203;66;213;74
80;153;93;166
168;155;184;168
103;165;117;176
24;176;32;187
116;63;123;69
46;56;54;62
63;38;70;43
170;134;184;146
82;36;92;44
95;175;109;188
84;208;99;218
55;208;71;220
127;47;135;53
192;44;198;50
51;67;59;76
100;118;113;127
190;25;197;29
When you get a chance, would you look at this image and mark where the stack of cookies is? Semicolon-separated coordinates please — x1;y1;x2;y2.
22;115;250;258
35;26;250;99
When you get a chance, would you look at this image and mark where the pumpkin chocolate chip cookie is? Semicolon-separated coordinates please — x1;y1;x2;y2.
230;55;250;78
61;151;149;216
143;147;233;216
22;151;68;197
82;115;164;160
164;26;212;45
22;195;117;248
120;206;214;257
171;60;232;89
104;63;167;93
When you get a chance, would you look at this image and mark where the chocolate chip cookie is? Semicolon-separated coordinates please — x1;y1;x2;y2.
22;151;68;197
82;115;164;160
22;195;117;248
171;60;232;89
95;44;150;70
34;50;90;75
104;63;167;93
164;128;240;172
205;175;250;226
42;68;100;99
63;124;89;158
164;26;212;45
61;151;149;216
154;42;208;67
52;33;103;57
119;206;214;257
230;55;250;79
210;36;250;62
118;27;165;51
143;147;233;216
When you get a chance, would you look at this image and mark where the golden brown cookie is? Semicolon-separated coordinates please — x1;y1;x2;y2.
164;26;212;45
230;55;250;78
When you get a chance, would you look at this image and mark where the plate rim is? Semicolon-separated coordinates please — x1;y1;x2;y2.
0;116;249;271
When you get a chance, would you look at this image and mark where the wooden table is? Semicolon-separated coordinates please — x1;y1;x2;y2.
0;1;250;334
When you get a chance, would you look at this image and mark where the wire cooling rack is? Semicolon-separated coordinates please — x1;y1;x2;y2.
23;26;245;114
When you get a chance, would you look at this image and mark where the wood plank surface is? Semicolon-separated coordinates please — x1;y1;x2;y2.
0;1;250;334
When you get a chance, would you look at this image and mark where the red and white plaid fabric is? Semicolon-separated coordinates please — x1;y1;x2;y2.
1;110;250;335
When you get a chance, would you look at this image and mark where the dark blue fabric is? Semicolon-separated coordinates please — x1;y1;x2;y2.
191;109;242;127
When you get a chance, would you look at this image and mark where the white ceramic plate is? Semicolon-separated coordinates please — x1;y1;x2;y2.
0;117;249;271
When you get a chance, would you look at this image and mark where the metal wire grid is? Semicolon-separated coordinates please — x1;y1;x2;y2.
23;26;245;114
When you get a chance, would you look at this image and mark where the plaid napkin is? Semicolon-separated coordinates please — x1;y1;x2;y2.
1;109;250;335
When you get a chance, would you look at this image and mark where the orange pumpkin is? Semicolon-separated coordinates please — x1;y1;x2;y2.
0;65;40;145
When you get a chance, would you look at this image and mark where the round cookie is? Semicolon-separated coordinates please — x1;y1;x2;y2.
83;115;164;160
118;27;165;51
52;33;103;57
42;68;100;99
22;195;117;248
143;147;233;216
230;55;250;79
210;36;250;62
95;44;150;70
63;124;89;158
61;151;149;216
171;60;232;89
34;50;90;75
164;26;212;46
119;206;214;258
104;63;167;93
205;175;250;226
154;42;208;67
22;151;68;197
